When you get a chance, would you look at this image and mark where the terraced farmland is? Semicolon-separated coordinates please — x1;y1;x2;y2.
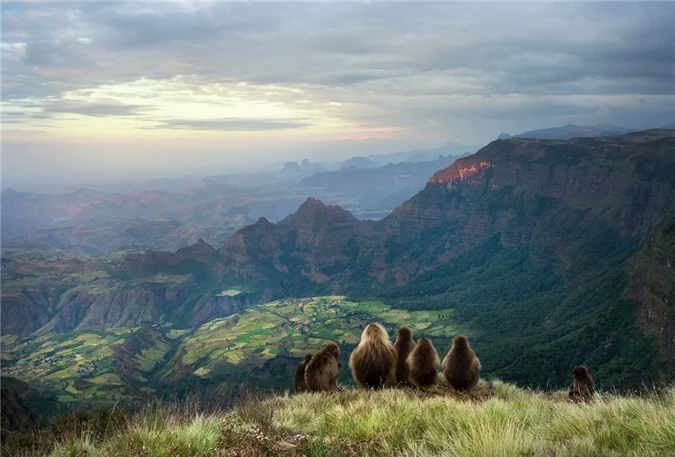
1;296;458;411
169;296;457;377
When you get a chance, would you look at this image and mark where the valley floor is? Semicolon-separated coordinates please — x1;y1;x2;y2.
4;381;675;457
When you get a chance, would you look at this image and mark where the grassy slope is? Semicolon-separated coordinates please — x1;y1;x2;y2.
5;382;674;457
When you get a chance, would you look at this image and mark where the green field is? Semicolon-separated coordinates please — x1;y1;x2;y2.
1;296;458;409
1;330;137;406
172;296;456;374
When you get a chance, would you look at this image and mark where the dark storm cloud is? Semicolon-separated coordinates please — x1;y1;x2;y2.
2;1;674;138
148;118;312;132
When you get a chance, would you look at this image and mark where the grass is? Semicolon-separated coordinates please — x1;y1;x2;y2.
135;341;171;372
4;382;674;457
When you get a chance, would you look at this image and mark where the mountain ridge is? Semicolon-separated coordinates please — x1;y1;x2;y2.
207;130;674;287
3;129;674;399
498;123;636;140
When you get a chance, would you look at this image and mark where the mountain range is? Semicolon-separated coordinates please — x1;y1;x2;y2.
1;153;464;255
2;129;674;421
497;123;675;140
117;129;675;380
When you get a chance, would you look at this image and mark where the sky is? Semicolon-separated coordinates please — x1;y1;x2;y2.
2;1;675;190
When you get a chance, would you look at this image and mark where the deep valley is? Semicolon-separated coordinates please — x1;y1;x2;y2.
2;130;674;427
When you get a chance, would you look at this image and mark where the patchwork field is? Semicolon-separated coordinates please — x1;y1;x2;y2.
171;296;456;374
1;329;137;405
1;296;458;410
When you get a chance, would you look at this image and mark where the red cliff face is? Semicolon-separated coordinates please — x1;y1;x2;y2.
427;158;492;187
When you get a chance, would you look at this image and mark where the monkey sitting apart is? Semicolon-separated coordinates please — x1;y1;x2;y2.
569;365;595;402
407;337;440;388
442;335;481;391
305;342;340;393
394;327;416;386
294;353;313;393
349;323;397;389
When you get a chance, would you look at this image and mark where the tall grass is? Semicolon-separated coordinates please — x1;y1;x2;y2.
3;383;674;457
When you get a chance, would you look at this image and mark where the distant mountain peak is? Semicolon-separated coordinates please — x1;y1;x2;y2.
500;124;635;140
178;239;216;254
255;216;272;225
299;196;325;208
294;196;355;218
279;197;357;229
1;188;25;199
70;187;103;196
240;217;275;231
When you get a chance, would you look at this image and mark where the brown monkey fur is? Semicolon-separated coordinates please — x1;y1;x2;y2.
394;327;416;386
442;335;481;391
294;354;313;393
407;337;440;388
569;365;595;402
349;323;397;389
305;342;340;393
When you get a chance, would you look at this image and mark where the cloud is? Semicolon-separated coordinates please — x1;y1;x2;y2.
147;118;312;131
2;110;51;123
44;103;148;117
2;1;674;144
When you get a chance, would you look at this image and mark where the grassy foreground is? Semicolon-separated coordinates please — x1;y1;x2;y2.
4;382;675;457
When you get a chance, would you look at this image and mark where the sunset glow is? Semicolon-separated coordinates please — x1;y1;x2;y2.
2;1;674;189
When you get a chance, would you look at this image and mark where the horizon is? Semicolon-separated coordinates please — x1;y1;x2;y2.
2;1;675;190
3;124;670;194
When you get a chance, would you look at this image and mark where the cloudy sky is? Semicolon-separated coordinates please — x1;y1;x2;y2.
2;1;674;189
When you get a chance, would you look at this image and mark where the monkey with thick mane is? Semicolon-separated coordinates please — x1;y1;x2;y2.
305;342;340;393
349;323;397;389
442;335;481;391
394;327;416;386
569;365;595;402
294;354;313;393
407;337;440;388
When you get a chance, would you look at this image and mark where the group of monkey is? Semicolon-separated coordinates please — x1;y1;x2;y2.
295;323;596;402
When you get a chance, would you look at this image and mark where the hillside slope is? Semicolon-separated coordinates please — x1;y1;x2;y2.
4;384;674;457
